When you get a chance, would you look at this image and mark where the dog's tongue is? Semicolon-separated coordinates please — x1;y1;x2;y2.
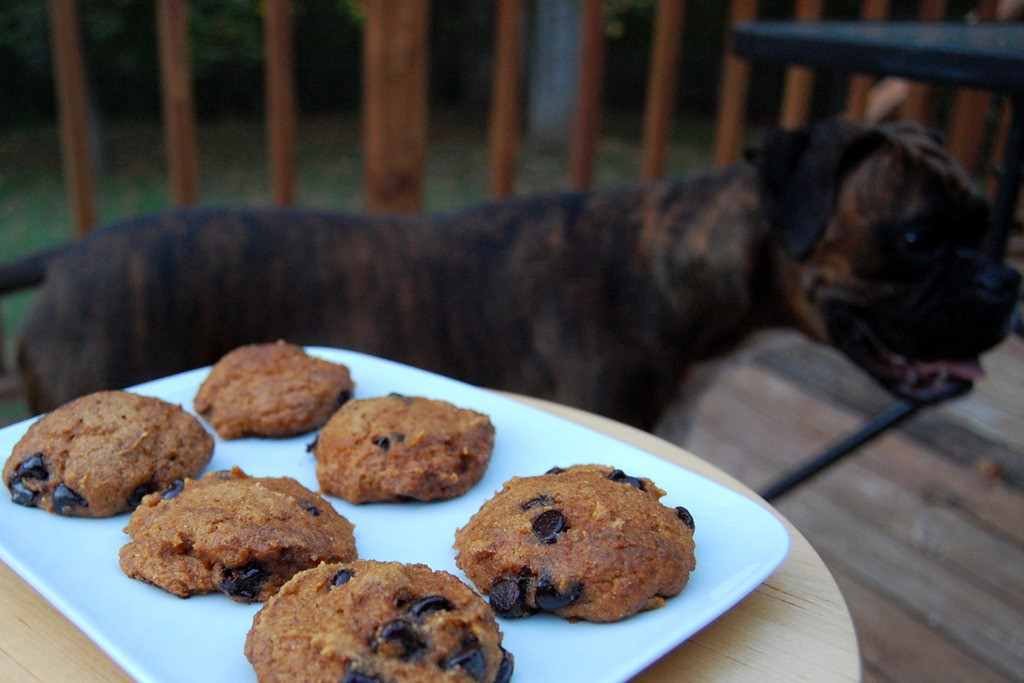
885;355;984;403
828;310;986;401
874;345;985;394
910;357;985;383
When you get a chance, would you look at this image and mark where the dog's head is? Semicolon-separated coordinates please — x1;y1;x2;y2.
751;119;1020;403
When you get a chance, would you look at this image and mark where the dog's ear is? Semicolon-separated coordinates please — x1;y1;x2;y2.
751;121;885;260
878;119;947;148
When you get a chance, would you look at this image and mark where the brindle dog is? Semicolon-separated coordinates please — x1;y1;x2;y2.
4;119;1020;427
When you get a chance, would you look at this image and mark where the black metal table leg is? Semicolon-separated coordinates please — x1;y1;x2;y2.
759;399;923;502
987;93;1024;261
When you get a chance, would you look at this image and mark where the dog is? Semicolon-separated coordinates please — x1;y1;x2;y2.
4;119;1020;430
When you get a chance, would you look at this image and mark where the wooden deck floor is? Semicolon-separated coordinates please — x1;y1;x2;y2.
657;329;1024;682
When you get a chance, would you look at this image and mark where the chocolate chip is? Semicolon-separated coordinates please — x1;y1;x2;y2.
333;389;353;411
409;594;454;617
15;453;48;480
375;432;405;451
675;506;695;530
388;393;414;404
442;639;487;680
299;500;320;516
374;620;425;659
330;568;355;587
531;509;566;544
342;669;381;683
607;468;645;490
7;453;48;507
162;479;185;499
520;494;554;510
8;479;39;507
494;649;515;683
535;574;583;611
489;577;529;618
306;436;318;453
545;466;566;475
127;482;156;510
219;562;270;601
52;483;88;515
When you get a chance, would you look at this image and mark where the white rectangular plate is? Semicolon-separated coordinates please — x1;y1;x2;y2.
0;347;789;682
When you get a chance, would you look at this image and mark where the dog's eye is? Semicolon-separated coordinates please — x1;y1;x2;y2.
899;229;944;256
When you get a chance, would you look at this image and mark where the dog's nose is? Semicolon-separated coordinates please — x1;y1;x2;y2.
974;263;1021;301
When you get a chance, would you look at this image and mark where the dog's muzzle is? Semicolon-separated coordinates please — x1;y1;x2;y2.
824;258;1020;404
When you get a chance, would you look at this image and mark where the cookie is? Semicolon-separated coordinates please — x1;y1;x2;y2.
454;464;696;623
313;394;495;504
193;341;355;439
3;390;214;517
245;559;513;683
119;467;357;602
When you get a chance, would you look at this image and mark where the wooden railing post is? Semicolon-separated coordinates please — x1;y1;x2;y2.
641;0;686;181
156;0;199;206
777;0;824;130
844;0;892;120
900;0;948;125
945;0;998;175
489;0;525;198
47;0;96;235
712;0;758;167
362;0;430;213
265;0;297;205
988;99;1014;202
569;0;606;190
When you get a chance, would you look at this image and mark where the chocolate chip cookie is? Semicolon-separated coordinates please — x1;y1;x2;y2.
313;394;495;504
454;464;697;623
3;390;214;517
245;559;513;683
193;341;355;439
119;468;357;602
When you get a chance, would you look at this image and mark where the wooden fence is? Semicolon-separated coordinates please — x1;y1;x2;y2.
44;0;1017;235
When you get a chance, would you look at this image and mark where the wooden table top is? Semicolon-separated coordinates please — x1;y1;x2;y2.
0;394;861;682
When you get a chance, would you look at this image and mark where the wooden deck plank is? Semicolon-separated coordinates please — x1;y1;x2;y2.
751;336;1024;485
669;332;1024;683
826;454;1024;609
687;355;1024;545
831;566;1015;683
781;484;1024;681
857;439;1024;548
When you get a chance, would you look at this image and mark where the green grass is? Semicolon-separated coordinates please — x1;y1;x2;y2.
1;109;718;256
0;108;717;424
